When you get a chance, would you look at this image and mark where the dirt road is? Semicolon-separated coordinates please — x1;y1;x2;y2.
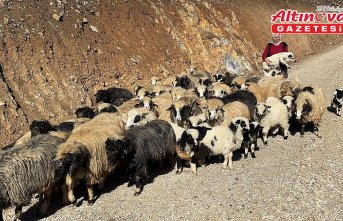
7;45;343;221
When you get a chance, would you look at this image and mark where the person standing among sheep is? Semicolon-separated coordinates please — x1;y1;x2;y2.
262;33;288;66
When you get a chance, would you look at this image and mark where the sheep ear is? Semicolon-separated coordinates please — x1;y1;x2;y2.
149;92;156;97
134;103;142;108
141;112;149;117
192;100;200;106
167;105;174;111
134;85;142;95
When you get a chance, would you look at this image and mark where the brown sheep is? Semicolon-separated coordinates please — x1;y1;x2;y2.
55;113;125;205
295;86;326;138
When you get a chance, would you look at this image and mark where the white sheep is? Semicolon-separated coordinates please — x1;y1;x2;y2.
199;117;249;171
181;117;250;174
254;98;289;144
263;52;296;70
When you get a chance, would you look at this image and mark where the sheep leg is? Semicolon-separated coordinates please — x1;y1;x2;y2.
300;124;305;137
134;176;143;196
62;184;69;205
15;205;23;220
197;159;206;167
280;126;289;140
271;127;279;136
134;165;148;196
244;142;249;159
262;127;270;144
0;209;3;221
315;123;321;138
337;107;341;116
251;143;256;158
40;188;52;216
87;182;95;205
223;154;229;169
228;151;234;170
66;174;76;204
98;175;107;190
175;157;183;174
190;158;197;174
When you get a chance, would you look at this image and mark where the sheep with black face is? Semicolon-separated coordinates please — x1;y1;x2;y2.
195;84;209;99
167;97;202;127
177;125;211;174
55;112;125;205
242;121;261;159
214;71;236;86
329;89;343;116
295;86;326;137
254;98;289;144
179;117;250;174
174;74;194;89
281;95;295;118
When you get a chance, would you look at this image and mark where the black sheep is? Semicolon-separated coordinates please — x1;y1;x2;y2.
95;87;133;106
106;120;176;195
75;107;95;119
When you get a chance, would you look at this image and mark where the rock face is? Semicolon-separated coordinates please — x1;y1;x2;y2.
0;0;342;146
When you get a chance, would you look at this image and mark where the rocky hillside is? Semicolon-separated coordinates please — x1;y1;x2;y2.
0;0;342;146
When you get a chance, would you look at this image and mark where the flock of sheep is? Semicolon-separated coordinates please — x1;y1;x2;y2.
0;56;342;220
